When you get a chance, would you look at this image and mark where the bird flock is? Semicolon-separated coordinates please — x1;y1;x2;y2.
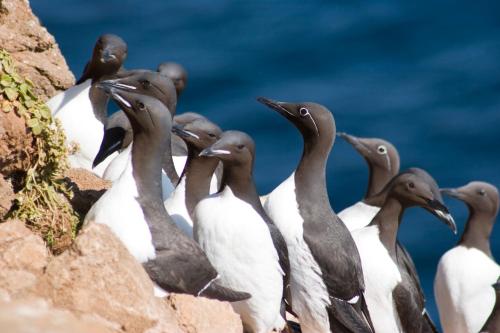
47;34;499;333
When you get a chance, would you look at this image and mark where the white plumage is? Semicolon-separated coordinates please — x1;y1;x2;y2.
338;201;380;232
48;79;111;176
84;145;156;264
352;225;404;333
435;245;500;333
194;186;284;333
164;177;193;237
264;173;332;333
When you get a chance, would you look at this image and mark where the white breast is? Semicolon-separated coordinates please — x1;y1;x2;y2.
164;177;193;238
352;225;403;333
173;155;219;194
435;245;499;333
338;201;380;232
264;173;331;333
84;149;155;263
103;146;174;200
49;80;108;176
194;187;284;333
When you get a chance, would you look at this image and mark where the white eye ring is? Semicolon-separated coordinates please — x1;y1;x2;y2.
299;107;309;117
377;145;387;154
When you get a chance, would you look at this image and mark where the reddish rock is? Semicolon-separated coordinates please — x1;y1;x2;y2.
0;0;74;100
0;177;14;218
65;168;111;217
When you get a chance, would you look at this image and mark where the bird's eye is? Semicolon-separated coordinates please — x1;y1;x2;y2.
408;182;415;189
377;145;387;154
299;107;309;117
478;189;486;196
208;133;216;138
141;80;151;88
237;144;244;150
137;101;145;110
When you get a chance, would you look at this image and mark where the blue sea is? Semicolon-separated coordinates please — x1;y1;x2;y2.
32;0;500;328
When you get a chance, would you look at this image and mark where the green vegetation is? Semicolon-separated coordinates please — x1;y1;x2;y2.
0;50;79;253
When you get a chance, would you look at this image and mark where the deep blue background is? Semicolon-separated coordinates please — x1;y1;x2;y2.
32;0;499;328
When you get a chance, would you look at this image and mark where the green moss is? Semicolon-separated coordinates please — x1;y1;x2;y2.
0;49;79;253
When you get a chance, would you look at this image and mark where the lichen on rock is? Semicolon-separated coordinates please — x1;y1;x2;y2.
0;50;78;254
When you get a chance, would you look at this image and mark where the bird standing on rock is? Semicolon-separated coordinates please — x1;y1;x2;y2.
47;34;127;175
435;181;500;333
85;86;250;302
351;168;456;333
258;97;374;333
194;130;287;333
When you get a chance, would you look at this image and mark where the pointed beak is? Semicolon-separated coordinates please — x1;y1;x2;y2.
101;49;117;63
426;199;457;234
257;97;296;118
337;132;371;155
93;127;125;168
441;188;465;200
199;147;231;157
172;124;199;139
97;78;137;93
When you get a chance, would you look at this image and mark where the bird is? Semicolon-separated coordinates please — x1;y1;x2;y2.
481;278;500;333
337;133;400;231
84;86;250;302
47;34;127;175
435;181;500;333
194;130;287;333
157;62;188;97
257;97;374;333
351;168;456;333
92;70;178;199
163;117;223;237
337;133;439;332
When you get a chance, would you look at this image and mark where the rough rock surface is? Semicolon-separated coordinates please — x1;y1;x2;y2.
0;0;74;100
65;168;111;218
0;298;114;333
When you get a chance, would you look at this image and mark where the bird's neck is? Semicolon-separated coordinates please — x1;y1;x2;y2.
294;137;332;215
88;84;109;124
183;148;219;219
221;163;265;215
371;197;404;254
459;210;495;258
162;137;179;185
131;131;172;241
365;164;393;199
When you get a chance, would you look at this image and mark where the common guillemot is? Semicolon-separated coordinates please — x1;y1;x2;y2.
258;97;374;333
47;34;127;175
194;131;287;333
435;181;499;333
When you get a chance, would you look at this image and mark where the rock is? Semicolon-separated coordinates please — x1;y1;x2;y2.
65;168;111;218
0;298;114;333
0;0;74;100
36;222;183;333
165;294;244;333
0;219;48;299
0;176;14;218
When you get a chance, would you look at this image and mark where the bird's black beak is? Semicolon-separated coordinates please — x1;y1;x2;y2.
199;145;231;158
172;124;199;140
257;97;296;118
337;132;371;155
97;76;137;93
92;127;126;168
425;198;457;234
101;49;117;63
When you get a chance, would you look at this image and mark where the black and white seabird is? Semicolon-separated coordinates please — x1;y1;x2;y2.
338;134;440;332
194;130;287;333
351;168;456;333
85;88;250;302
337;133;400;231
157;62;188;97
257;97;374;333
435;181;500;333
164;118;223;237
481;278;500;333
47;34;127;175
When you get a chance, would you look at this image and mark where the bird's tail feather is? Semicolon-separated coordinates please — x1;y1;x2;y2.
199;280;251;302
328;295;374;333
